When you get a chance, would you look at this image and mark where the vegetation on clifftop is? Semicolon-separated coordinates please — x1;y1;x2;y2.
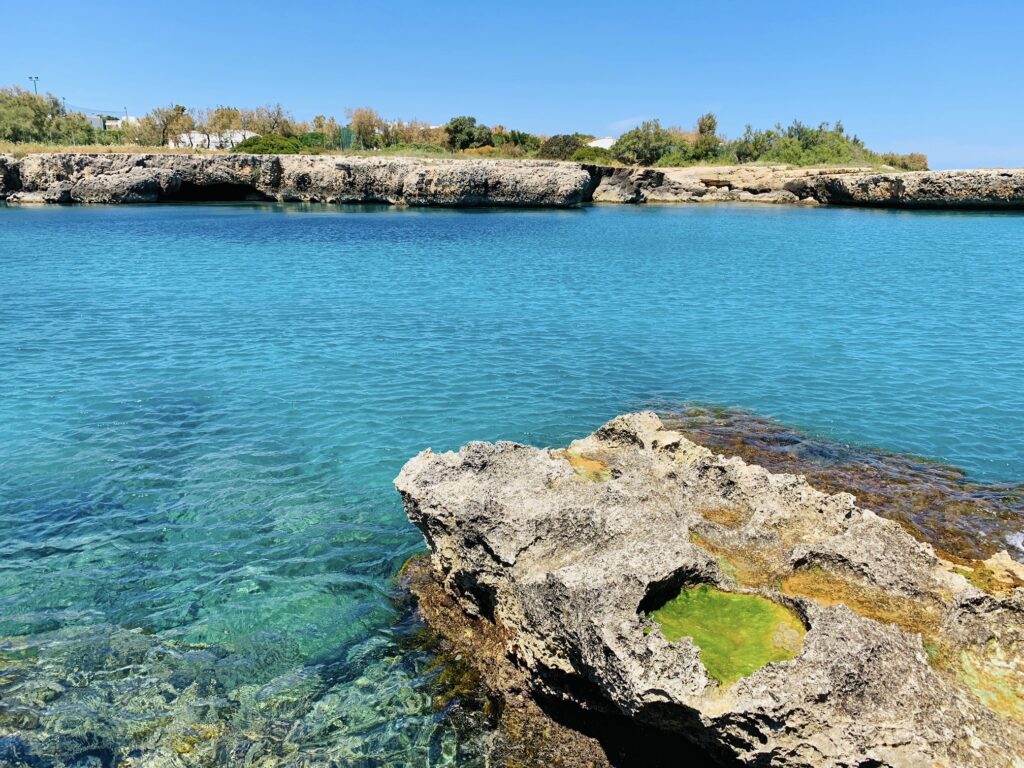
0;84;927;170
613;117;928;170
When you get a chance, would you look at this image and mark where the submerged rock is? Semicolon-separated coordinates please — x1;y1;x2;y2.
396;412;1024;767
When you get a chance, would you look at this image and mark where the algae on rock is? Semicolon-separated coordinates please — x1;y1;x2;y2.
650;585;805;685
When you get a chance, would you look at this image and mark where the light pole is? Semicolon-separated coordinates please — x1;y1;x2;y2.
29;76;39;95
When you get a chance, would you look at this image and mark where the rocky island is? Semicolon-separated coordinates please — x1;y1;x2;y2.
2;152;1024;209
395;413;1024;767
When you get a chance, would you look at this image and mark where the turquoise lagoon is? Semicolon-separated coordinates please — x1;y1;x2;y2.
1;203;1022;765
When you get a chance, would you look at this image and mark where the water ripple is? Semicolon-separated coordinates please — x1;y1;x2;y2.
1;202;1023;764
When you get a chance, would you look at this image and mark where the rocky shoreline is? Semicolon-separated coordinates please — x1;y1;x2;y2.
2;153;1023;209
396;413;1024;767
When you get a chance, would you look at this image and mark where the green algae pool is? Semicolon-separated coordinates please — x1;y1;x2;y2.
651;585;806;685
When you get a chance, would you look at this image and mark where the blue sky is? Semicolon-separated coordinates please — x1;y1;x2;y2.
4;1;1022;168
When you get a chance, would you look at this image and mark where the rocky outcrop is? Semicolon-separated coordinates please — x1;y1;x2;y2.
589;165;1024;208
3;153;1023;209
586;164;845;205
396;413;1024;767
0;153;593;207
786;169;1024;208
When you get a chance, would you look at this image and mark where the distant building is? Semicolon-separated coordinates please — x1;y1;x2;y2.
104;116;140;131
586;137;615;150
169;130;259;149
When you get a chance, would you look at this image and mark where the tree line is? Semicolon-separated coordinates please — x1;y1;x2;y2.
0;85;927;170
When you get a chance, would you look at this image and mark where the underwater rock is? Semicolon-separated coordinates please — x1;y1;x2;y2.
396;412;1024;767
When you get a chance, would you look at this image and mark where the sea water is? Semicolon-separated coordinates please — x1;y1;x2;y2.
1;203;1022;765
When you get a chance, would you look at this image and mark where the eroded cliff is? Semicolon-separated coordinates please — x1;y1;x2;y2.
0;153;594;207
2;153;1023;209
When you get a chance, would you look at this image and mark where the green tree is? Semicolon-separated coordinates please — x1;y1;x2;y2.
346;107;386;149
691;112;721;161
147;104;192;146
697;112;717;137
444;116;493;150
0;86;100;144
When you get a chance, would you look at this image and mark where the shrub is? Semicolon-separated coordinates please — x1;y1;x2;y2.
717;120;922;168
878;152;929;171
462;145;499;156
537;134;585;160
232;135;302;154
377;142;450;156
493;128;541;152
653;149;694;167
612;120;675;166
571;146;614;164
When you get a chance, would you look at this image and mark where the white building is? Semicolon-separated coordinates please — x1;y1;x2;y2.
104;116;140;131
586;137;615;150
169;130;259;149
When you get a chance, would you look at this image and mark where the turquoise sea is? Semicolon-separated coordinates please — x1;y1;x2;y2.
1;203;1023;766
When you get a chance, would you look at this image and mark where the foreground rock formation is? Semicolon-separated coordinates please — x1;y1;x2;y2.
396;413;1024;767
2;152;1023;209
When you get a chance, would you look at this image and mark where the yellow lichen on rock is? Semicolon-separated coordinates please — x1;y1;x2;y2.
561;450;612;482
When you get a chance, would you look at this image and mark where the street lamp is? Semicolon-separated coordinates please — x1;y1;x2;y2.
29;76;39;95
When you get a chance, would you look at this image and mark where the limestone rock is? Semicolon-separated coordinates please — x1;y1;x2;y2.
0;153;592;207
396;413;1024;767
3;153;1023;209
794;169;1024;208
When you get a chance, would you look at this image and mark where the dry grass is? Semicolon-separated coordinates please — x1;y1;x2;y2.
0;142;536;162
0;142;225;158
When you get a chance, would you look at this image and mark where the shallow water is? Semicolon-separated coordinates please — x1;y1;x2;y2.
1;202;1022;765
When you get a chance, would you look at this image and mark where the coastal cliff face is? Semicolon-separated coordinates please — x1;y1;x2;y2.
588;164;1024;208
396;413;1024;768
0;153;594;207
2;152;1023;209
786;168;1024;208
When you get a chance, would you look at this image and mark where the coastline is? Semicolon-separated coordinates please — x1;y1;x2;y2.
2;152;1024;209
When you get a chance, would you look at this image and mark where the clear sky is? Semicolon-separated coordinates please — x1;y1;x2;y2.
4;0;1022;169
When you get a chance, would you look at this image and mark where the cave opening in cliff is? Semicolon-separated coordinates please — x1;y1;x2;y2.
164;181;273;202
